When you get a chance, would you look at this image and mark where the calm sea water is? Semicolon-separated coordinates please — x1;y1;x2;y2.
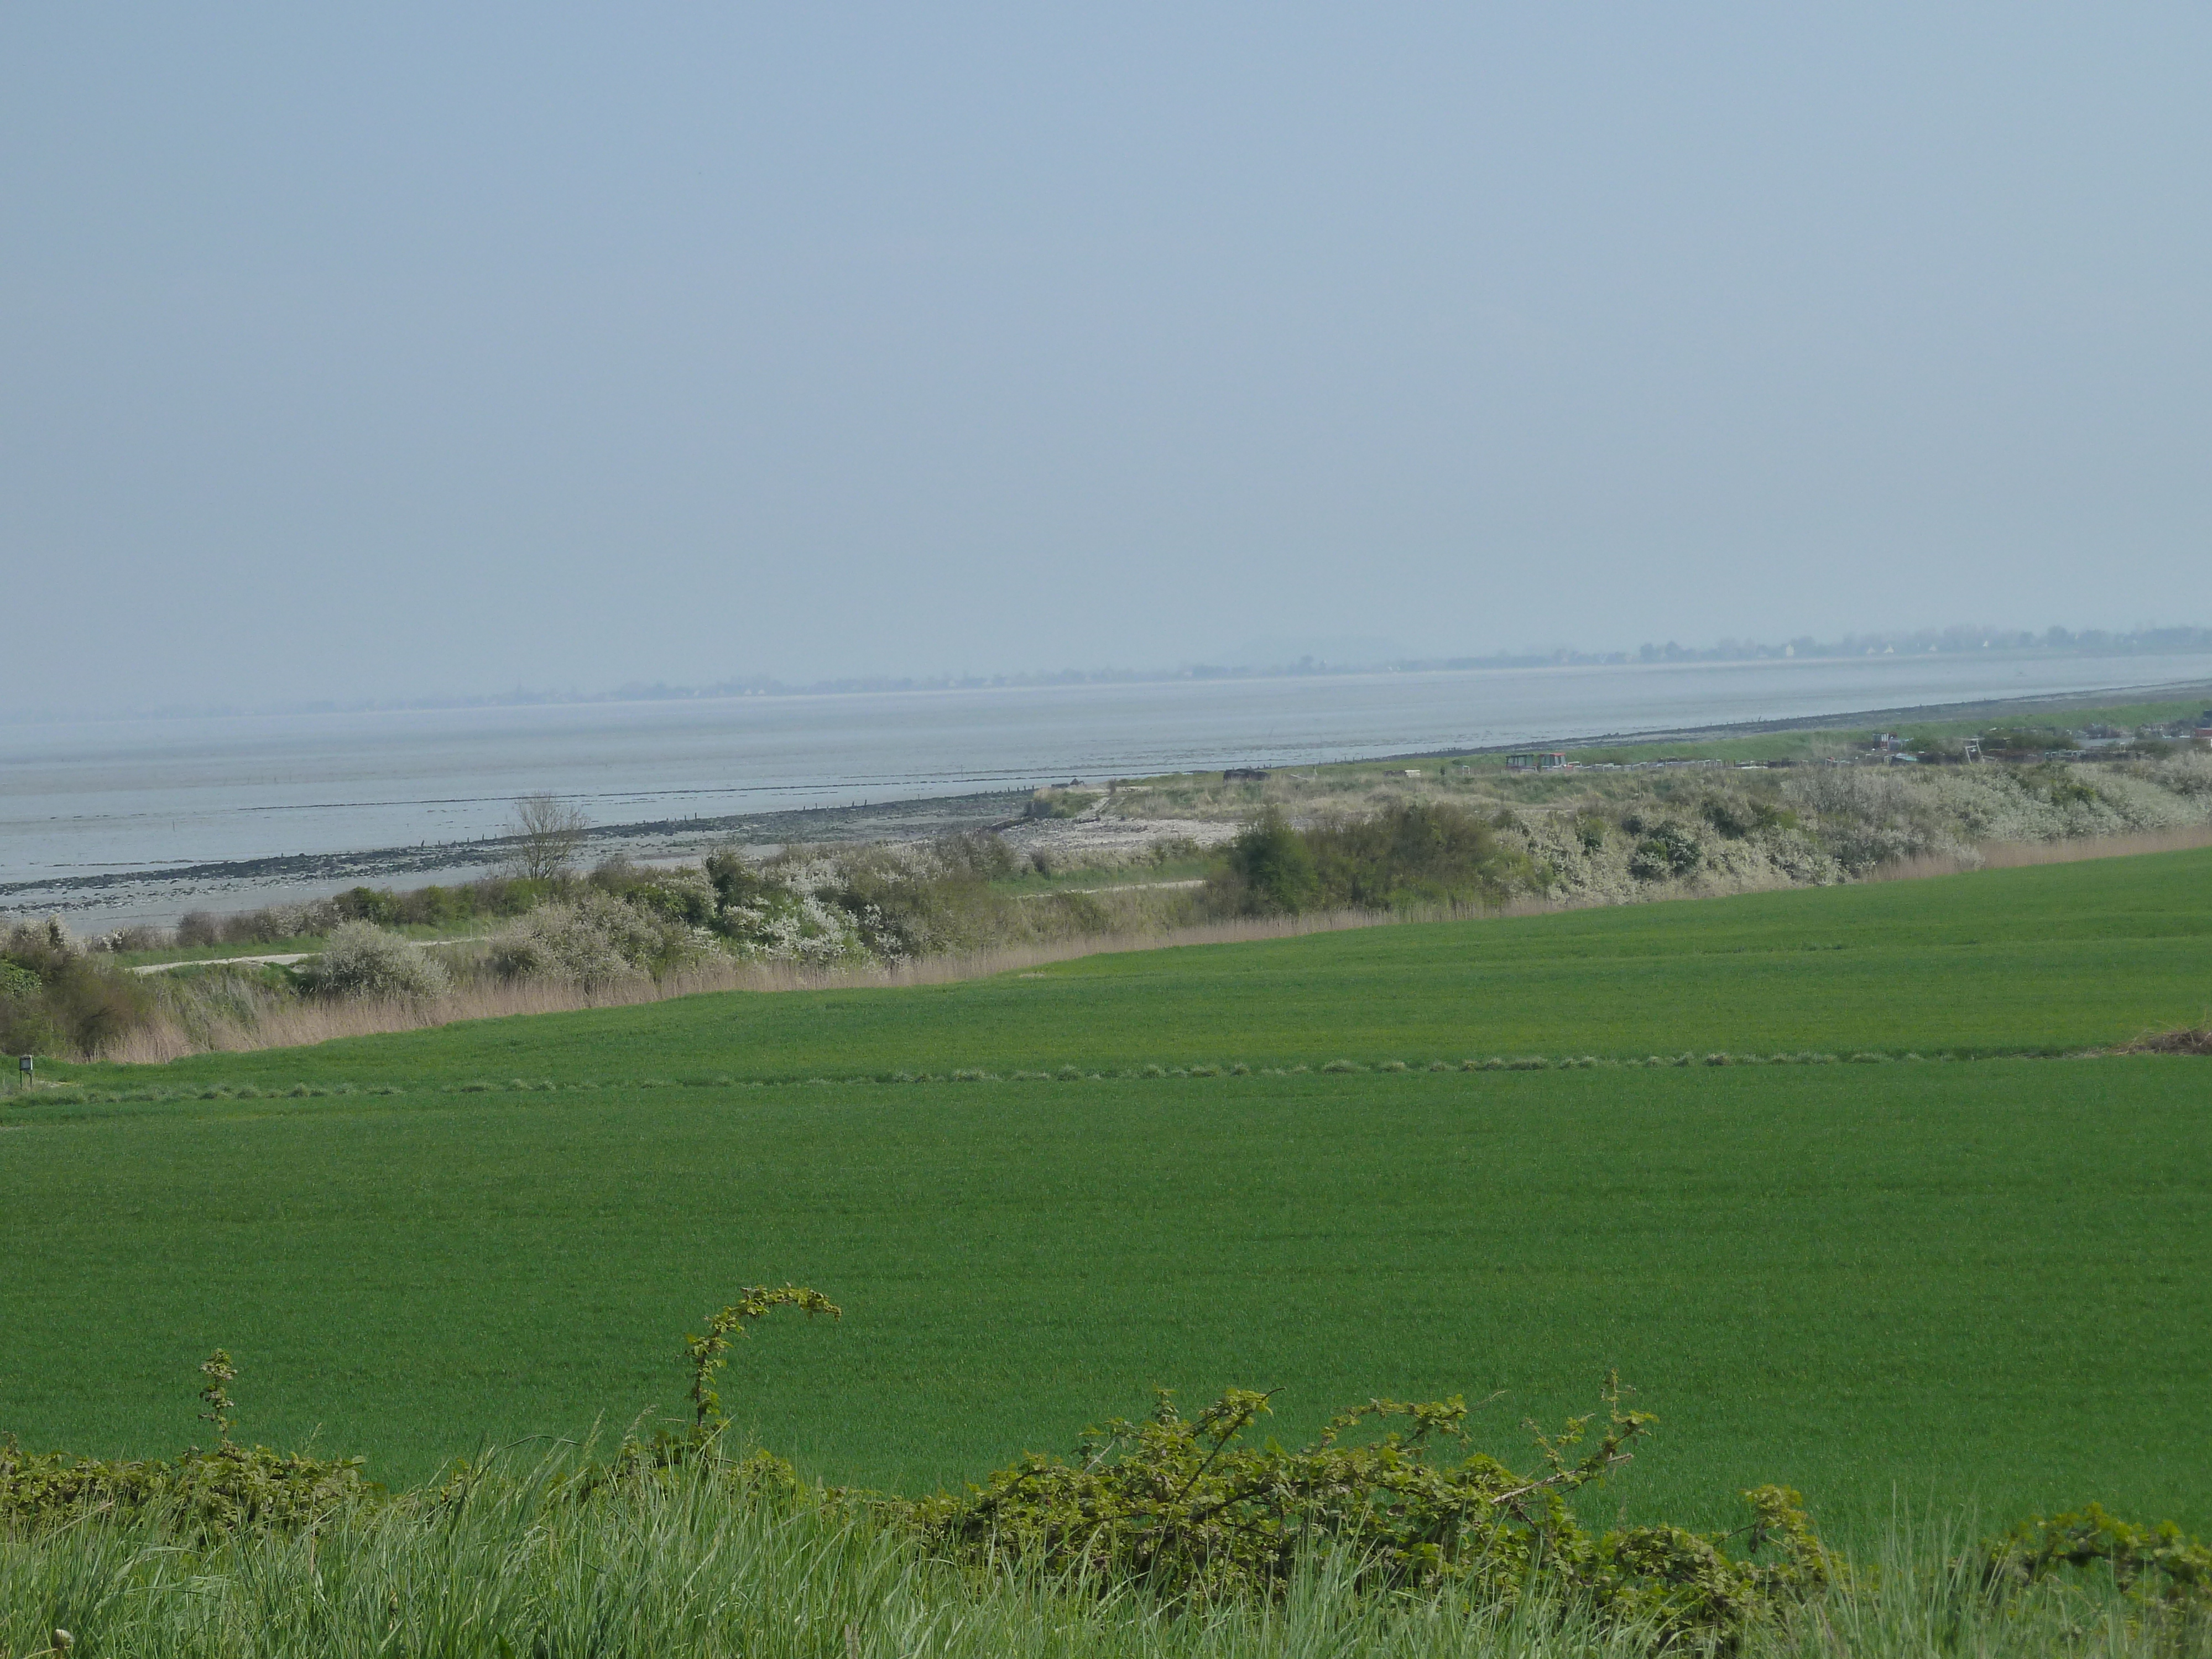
6;654;2210;885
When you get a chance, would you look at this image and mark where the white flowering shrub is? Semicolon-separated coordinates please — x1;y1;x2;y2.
713;858;874;964
2152;751;2212;799
1778;759;2212;873
3;916;80;964
691;838;1032;964
1784;769;1966;872
1504;792;1846;902
488;889;708;986
301;922;451;1001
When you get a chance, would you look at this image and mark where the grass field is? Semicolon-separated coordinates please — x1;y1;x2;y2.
6;851;2210;1539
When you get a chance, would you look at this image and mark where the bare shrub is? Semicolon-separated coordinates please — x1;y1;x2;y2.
299;922;452;1001
176;911;222;948
507;794;592;883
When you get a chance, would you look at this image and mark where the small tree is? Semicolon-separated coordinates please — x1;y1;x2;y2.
507;794;591;883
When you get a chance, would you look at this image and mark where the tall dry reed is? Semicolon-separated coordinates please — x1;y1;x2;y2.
1865;823;2212;883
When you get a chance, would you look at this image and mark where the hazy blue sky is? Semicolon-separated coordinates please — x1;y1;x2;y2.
4;4;2208;711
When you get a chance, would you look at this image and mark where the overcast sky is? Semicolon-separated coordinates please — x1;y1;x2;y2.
4;4;2208;712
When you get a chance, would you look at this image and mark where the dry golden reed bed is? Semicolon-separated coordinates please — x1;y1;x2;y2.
1863;822;2212;881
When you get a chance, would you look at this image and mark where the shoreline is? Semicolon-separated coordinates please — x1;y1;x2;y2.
1408;675;2212;759
11;676;2208;930
0;789;1037;928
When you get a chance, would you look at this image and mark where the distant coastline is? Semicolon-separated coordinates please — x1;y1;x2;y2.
11;670;2208;932
4;624;2207;727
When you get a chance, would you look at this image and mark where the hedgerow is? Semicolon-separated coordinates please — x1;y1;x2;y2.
1986;1504;2212;1605
0;1353;371;1536
896;1375;1840;1640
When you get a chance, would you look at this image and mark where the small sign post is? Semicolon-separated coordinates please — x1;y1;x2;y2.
17;1054;30;1088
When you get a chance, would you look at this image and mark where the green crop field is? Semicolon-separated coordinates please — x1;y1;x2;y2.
6;849;2210;1539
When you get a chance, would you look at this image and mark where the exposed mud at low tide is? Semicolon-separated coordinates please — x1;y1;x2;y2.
1;790;1036;928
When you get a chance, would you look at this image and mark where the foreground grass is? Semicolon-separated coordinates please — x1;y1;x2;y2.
3;1459;2201;1659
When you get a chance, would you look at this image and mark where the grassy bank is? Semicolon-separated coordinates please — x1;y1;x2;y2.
49;841;2212;1082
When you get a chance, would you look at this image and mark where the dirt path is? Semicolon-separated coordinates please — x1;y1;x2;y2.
1015;878;1207;899
130;936;488;975
132;951;316;975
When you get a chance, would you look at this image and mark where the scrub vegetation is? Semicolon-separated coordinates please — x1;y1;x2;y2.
14;736;2212;1061
1105;743;2212;907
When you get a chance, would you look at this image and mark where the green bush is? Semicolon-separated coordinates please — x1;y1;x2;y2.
1208;810;1321;915
899;1378;1839;1639
1304;800;1527;909
6;1299;2206;1654
0;1435;372;1536
1985;1503;2212;1604
332;886;401;926
0;918;154;1058
704;849;773;911
1209;804;1526;916
1700;796;1799;839
1629;823;1703;880
0;1350;368;1536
